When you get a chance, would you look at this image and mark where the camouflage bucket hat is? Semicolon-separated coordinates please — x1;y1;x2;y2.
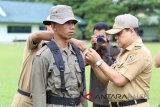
43;5;78;25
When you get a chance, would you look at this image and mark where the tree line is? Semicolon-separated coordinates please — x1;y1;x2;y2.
16;0;160;39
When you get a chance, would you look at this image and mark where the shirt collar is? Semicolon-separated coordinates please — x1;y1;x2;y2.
68;43;76;55
52;40;76;55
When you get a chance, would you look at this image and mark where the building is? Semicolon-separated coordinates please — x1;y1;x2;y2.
0;1;53;42
0;1;86;42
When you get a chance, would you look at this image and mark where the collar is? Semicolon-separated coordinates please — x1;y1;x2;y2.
68;43;76;55
60;43;76;55
52;40;76;55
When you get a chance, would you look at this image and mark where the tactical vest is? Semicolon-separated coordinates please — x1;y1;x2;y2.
46;41;85;95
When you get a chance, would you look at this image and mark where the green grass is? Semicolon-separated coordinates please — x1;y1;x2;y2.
0;42;160;107
0;43;24;107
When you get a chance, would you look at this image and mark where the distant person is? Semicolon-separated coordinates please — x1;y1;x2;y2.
155;52;160;107
11;15;87;107
85;14;152;107
90;22;120;107
32;5;87;107
155;52;160;67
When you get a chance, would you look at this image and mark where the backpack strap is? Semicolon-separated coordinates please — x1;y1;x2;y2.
46;41;66;93
46;41;85;95
71;44;85;95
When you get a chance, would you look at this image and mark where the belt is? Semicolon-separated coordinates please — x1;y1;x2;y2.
110;99;147;107
47;95;81;106
17;89;31;97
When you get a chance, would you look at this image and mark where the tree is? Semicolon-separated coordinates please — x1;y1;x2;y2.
15;0;160;39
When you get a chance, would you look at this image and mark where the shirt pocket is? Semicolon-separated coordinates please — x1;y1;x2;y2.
116;61;129;75
113;61;124;71
49;63;71;89
117;62;124;68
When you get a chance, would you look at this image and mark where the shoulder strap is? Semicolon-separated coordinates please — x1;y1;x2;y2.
71;44;85;94
71;44;85;73
46;41;66;93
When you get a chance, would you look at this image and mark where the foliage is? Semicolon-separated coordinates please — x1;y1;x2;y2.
51;0;127;39
47;0;160;39
15;0;160;38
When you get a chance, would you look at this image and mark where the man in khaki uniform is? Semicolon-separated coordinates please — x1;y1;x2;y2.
11;16;87;107
85;14;152;107
32;5;87;107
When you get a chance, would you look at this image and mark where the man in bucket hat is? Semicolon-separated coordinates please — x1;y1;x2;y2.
11;13;87;107
85;14;152;107
32;5;87;107
43;5;77;25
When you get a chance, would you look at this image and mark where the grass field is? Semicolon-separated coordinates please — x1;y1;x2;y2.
0;42;160;107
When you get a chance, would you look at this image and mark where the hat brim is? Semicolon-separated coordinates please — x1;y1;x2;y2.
43;18;78;25
105;28;124;35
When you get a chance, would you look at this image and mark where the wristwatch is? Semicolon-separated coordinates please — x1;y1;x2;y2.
95;59;104;67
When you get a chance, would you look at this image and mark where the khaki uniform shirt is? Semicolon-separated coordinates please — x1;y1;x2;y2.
32;40;84;107
18;34;43;93
107;38;152;102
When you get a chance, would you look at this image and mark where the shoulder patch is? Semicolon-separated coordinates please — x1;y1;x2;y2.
127;55;134;63
36;45;48;56
127;49;138;63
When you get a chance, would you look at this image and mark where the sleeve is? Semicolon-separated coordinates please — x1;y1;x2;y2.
119;50;148;81
32;55;47;107
26;34;41;50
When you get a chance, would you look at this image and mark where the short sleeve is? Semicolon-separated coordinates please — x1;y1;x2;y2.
119;50;148;81
26;34;39;50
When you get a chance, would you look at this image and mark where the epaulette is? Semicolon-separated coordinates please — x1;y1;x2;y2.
36;45;48;56
134;46;142;50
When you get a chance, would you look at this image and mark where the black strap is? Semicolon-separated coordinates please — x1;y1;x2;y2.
71;44;85;95
46;41;66;93
47;95;80;106
46;41;85;95
71;44;85;74
17;89;30;97
111;99;147;107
